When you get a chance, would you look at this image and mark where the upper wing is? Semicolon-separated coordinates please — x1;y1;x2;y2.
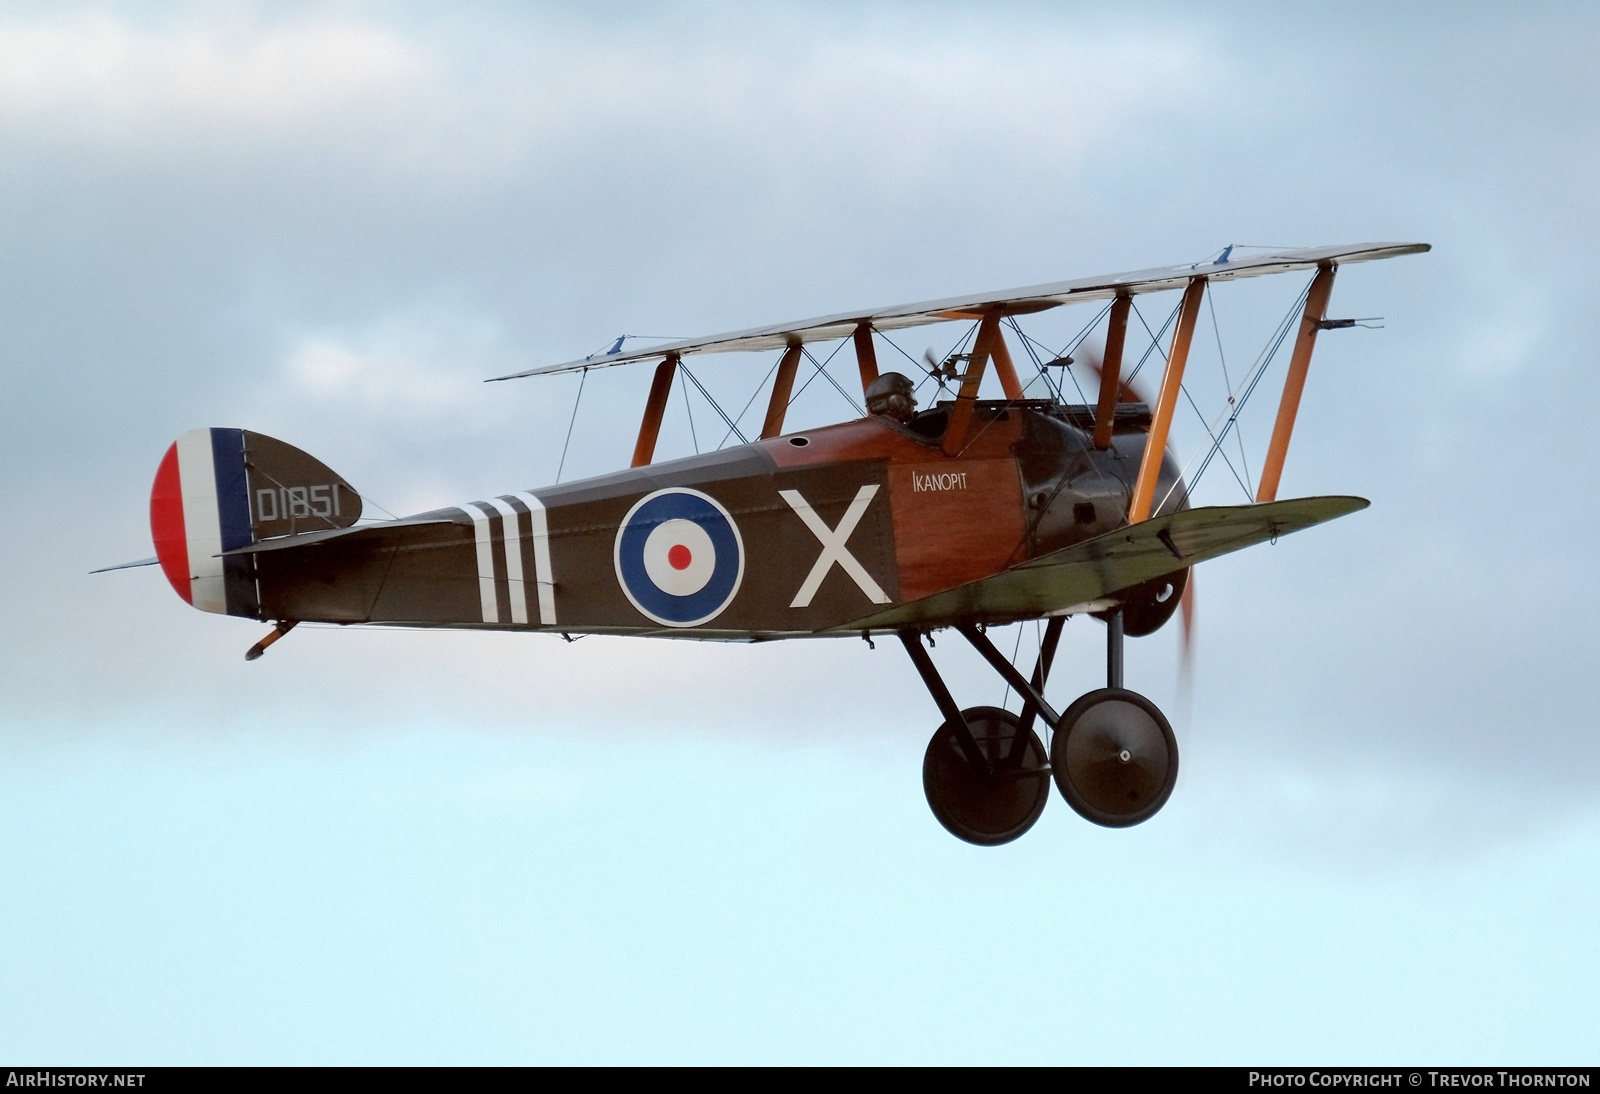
491;242;1429;380
836;495;1369;631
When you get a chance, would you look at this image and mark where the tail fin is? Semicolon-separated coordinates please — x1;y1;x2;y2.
149;429;361;616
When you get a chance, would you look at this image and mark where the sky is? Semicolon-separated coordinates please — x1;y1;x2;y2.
1;0;1598;1064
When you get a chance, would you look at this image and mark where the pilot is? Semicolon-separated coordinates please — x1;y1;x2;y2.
865;372;918;424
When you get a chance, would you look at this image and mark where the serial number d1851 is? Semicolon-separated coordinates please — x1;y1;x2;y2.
255;484;344;522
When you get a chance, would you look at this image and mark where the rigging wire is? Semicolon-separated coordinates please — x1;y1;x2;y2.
798;346;866;417
679;366;699;454
717;353;784;450
1156;275;1314;509
678;361;748;444
787;337;848;406
1052;300;1116;364
875;328;926;373
1207;290;1253;488
1007;317;1088;403
1009;316;1090;404
1000;622;1025;708
1179;380;1253;499
1018;300;1116;405
1004;317;1062;400
555;366;587;484
1125;298;1183;390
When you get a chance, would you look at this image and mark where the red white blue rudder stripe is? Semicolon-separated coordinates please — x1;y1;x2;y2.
613;488;744;627
149;427;260;617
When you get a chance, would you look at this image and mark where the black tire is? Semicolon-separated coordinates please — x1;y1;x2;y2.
1050;688;1178;827
922;705;1050;846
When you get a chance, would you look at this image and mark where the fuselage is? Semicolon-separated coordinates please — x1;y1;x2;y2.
218;401;1186;639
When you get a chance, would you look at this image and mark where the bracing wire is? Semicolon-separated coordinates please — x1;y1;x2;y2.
678;361;748;444
1000;622;1025;708
717;353;785;450
1156;274;1314;509
875;328;926;373
1053;300;1116;364
876;327;949;402
1179;380;1253;498
1207;290;1253;488
1004;317;1064;400
679;367;699;454
798;346;866;417
1126;298;1183;390
787;337;848;406
555;366;587;483
1184;283;1308;492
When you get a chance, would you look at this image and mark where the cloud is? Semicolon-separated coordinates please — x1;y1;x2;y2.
5;2;1600;870
0;9;425;134
272;316;504;420
0;5;1212;205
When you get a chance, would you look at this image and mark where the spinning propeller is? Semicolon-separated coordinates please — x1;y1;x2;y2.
919;336;1198;675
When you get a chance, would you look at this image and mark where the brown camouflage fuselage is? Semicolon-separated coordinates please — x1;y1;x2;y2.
234;401;1184;638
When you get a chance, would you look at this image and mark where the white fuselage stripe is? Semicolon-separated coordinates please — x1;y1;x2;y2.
486;497;528;626
461;503;500;624
514;491;556;625
176;428;226;614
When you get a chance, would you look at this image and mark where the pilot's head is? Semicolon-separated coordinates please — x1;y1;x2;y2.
865;372;917;423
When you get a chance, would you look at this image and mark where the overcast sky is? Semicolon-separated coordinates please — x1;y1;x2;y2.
2;1;1597;1063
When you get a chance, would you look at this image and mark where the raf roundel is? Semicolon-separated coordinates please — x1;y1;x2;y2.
614;488;744;627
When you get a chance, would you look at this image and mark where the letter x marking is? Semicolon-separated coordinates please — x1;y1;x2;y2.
780;485;891;608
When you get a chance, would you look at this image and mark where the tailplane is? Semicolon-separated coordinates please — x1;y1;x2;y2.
149;429;361;616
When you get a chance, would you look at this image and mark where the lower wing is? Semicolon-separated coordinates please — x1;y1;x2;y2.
839;495;1369;630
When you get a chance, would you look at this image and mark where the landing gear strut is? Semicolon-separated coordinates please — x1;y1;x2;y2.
900;610;1180;844
899;630;1051;845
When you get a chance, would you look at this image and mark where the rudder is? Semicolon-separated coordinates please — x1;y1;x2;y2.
149;429;361;616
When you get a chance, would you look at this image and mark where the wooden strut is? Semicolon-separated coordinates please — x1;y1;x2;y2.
1128;278;1207;524
760;340;804;440
1256;263;1337;503
1092;293;1132;450
990;325;1025;401
853;321;879;398
630;353;679;468
942;308;1004;457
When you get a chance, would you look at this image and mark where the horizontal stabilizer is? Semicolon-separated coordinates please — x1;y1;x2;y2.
840;495;1369;631
221;515;461;556
492;243;1429;379
89;556;159;574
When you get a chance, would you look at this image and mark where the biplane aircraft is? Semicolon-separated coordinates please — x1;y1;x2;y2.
127;242;1428;845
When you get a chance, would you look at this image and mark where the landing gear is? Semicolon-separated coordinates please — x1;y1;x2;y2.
1050;688;1177;828
899;607;1182;843
900;631;1051;845
922;706;1049;845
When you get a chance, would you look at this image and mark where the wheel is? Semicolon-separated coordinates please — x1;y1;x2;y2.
1098;567;1189;636
1050;688;1178;827
922;705;1050;846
